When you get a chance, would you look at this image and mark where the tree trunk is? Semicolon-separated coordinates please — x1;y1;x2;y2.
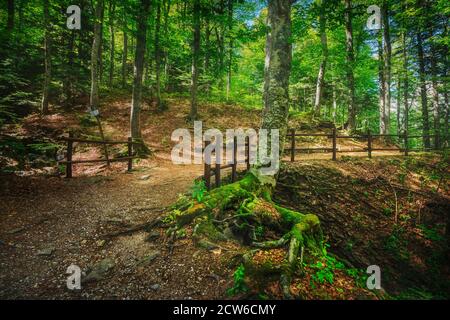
130;0;151;152
313;0;328;117
64;30;75;107
90;0;104;111
382;0;391;134
215;25;225;91
332;79;337;124
99;1;105;84
378;34;386;135
396;74;402;137
416;30;430;148
444;25;449;148
188;0;201;121
261;0;292;154
155;0;164;111
402;31;409;137
344;0;356;131
122;11;128;89
430;42;440;149
108;0;116;89
226;0;233;101
204;8;211;92
163;0;171;92
41;0;51;115
7;0;14;31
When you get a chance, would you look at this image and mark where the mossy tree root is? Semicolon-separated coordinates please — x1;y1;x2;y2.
164;170;323;298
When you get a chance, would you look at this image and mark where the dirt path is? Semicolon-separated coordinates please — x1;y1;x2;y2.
0;156;237;299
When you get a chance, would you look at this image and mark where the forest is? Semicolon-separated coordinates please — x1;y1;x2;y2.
0;0;449;302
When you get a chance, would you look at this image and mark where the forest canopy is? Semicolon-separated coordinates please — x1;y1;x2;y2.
0;0;448;146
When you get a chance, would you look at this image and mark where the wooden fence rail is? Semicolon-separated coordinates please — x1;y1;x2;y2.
202;130;446;190
285;129;445;161
58;132;141;178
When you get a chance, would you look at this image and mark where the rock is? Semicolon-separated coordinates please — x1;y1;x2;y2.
83;258;115;283
150;284;160;291
196;239;219;251
96;240;106;247
139;175;151;181
223;227;235;239
144;231;160;242
8;227;25;234
138;250;161;266
37;246;55;257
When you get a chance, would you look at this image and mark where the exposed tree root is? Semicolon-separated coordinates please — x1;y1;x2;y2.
159;169;324;298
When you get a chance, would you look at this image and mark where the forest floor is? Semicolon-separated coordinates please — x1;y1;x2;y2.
0;96;449;299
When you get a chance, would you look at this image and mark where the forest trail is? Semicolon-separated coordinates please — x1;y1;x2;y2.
0;156;234;299
1;98;448;299
1;151;448;299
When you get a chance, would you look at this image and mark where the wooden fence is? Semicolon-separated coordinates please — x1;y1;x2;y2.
203;136;251;190
285;129;445;161
202;129;446;190
58;132;141;178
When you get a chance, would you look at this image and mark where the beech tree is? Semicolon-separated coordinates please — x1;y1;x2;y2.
90;0;104;112
313;0;329;117
41;0;51;115
344;0;356;131
188;0;201;121
130;0;151;152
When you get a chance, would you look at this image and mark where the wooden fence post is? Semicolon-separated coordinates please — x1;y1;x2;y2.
367;129;372;159
290;129;295;162
404;133;409;156
215;162;221;188
204;140;211;191
232;137;237;183
245;136;250;172
66;131;73;178
332;128;337;161
127;137;133;172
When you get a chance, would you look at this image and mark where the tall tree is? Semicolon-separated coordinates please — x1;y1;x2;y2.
396;74;402;137
382;0;392;134
378;33;386;135
162;0;171;91
130;0;151;151
7;0;14;31
188;0;201;121
121;6;128;89
261;0;292;150
155;0;164;111
313;0;328;117
41;0;51;115
401;29;409;138
429;36;440;149
416;29;430;148
344;0;356;131
108;0;116;89
226;0;233;101
204;4;211;92
90;0;104;112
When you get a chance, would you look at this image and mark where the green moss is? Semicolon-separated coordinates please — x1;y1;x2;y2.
193;220;227;242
